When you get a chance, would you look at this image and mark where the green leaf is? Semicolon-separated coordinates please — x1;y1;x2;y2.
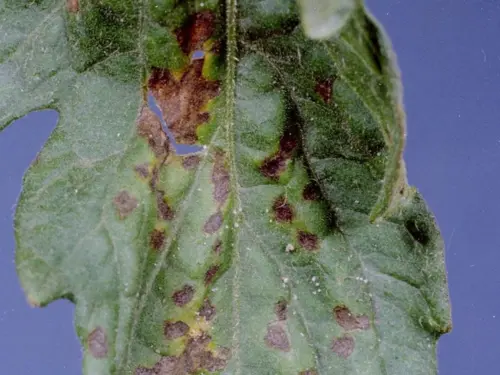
297;0;357;39
3;1;451;374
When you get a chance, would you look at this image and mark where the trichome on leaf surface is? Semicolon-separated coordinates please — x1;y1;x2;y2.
0;0;451;374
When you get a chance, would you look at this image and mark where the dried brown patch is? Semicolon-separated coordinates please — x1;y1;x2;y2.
315;77;335;104
300;370;318;375
156;191;174;221
199;299;216;321
203;211;223;234
298;231;319;251
67;0;79;13
275;299;288;321
182;155;201;170
148;60;219;145
172;285;195;306
265;322;290;352
149;229;166;251
260;128;299;179
272;196;294;223
331;334;355;359
212;151;230;204
204;265;220;285
137;334;230;374
134;163;150;178
176;11;216;54
87;326;108;359
302;182;321;201
334;306;370;331
137;106;169;159
113;190;138;219
164;321;190;340
213;239;222;255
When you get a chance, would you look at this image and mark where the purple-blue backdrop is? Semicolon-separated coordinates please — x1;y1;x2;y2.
1;1;498;373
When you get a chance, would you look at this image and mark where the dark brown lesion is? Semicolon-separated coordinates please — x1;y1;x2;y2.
137;106;169;159
156;190;174;221
265;322;291;352
149;228;166;251
333;306;370;331
275;299;288;321
302;182;321;201
182;155;201;170
172;285;195;307
314;76;336;104
331;334;355;359
204;265;220;285
212;151;230;204
297;230;319;251
272;196;295;223
198;299;216;321
203;211;223;234
260;123;299;179
164;321;190;340
148;11;220;145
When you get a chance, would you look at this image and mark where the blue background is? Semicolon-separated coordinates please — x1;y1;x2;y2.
1;1;498;373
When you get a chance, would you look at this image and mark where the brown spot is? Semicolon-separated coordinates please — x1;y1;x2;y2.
298;231;319;251
331;334;355;359
172;285;195;306
137;334;230;374
182;155;201;170
156;191;174;221
164;321;190;340
213;239;222;255
334;306;370;331
87;326;108;359
260;128;299;179
272;196;294;223
275;299;288;321
199;299;216;321
212;151;230;204
148;60;220;145
149;229;165;251
265;322;290;352
137;106;169;159
203;211;223;234
315;77;335;104
134;163;150;178
300;370;318;375
303;182;321;201
176;11;216;54
204;265;220;285
113;190;138;219
67;0;79;13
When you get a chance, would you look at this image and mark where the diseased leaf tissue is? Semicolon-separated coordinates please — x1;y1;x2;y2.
0;0;451;374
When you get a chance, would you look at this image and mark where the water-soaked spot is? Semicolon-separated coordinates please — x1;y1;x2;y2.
176;11;216;54
260;128;299;179
204;265;220;285
331;334;355;359
164;321;190;340
275;299;288;321
298;231;319;251
156;191;174;221
272;196;294;223
213;238;222;255
87;326;108;359
172;285;195;306
199;298;216;321
148;60;220;145
113;190;138;219
137;106;169;159
315;77;335;104
182;155;201;170
204;211;223;234
149;229;165;251
404;216;431;245
265;322;290;352
212;151;230;204
334;306;370;331
299;370;318;375
67;0;79;13
302;182;321;201
134;163;150;178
